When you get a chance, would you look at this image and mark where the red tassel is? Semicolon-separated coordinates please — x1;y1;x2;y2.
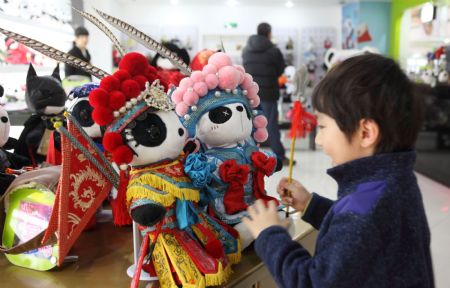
194;223;224;259
112;168;132;226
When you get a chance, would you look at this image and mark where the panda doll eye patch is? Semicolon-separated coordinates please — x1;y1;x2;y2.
209;106;233;124
131;112;167;147
1;116;8;123
72;101;94;127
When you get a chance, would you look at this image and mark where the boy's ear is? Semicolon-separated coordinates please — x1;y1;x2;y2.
359;119;380;149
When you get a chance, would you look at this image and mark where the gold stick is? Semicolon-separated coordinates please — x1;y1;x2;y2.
285;121;297;218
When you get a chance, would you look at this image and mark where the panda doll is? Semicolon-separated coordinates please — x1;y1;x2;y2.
0;85;31;195
171;52;280;250
89;52;239;288
151;40;191;87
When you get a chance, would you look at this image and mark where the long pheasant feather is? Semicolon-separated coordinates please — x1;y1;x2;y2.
94;8;192;76
73;7;126;56
0;28;109;79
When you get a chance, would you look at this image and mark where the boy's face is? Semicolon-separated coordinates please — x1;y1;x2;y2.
315;112;375;166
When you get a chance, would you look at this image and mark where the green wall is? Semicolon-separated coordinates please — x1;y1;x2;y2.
389;0;430;59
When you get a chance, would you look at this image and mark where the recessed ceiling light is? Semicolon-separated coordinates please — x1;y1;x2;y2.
226;0;239;7
285;1;294;8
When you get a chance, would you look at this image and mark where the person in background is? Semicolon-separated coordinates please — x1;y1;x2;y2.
242;22;287;169
65;26;92;80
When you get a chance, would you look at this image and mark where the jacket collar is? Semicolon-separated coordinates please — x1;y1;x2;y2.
327;151;416;198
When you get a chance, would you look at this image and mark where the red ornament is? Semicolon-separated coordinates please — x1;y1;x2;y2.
103;132;124;152
100;75;121;92
121;79;141;99
89;88;109;108
92;106;113;126
112;145;134;165
133;75;148;90
119;52;149;76
109;90;127;110
114;70;132;81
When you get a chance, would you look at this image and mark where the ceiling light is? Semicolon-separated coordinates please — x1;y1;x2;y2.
226;0;238;7
170;0;179;5
285;1;294;8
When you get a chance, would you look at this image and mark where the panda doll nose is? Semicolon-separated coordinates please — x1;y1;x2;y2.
178;128;185;137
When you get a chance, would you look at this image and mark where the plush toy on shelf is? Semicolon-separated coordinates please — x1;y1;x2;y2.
171;52;280;250
15;64;66;166
151;40;191;87
90;52;239;288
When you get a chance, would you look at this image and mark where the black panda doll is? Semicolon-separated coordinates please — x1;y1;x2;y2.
0;85;31;195
15;63;67;166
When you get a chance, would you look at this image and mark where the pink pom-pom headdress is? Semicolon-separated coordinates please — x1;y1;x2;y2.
170;52;268;143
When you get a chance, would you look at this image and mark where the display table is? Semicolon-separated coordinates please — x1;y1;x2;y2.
0;212;317;288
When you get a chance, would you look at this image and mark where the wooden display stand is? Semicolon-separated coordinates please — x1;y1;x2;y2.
0;212;317;287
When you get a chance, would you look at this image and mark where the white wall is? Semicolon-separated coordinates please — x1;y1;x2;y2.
83;1;342;70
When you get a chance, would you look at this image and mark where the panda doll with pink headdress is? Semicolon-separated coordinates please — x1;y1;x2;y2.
171;52;280;249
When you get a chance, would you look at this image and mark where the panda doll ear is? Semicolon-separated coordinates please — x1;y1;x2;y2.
51;63;62;83
0;85;3;98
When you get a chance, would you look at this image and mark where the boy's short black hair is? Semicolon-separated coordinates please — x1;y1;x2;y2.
312;53;424;154
75;26;89;37
257;23;271;37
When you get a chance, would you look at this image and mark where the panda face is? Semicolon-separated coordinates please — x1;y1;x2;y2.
196;103;252;148
67;98;102;138
156;57;175;70
0;107;10;148
125;110;186;166
438;71;449;83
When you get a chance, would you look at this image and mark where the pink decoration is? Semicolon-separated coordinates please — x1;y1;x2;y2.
253;115;268;128
218;66;240;90
250;96;260;108
183;91;199;105
234;65;245;73
202;64;218;75
254;128;269;143
241;73;254;90
179;77;194;89
193;82;208;97
191;71;204;83
171;89;184;104
248;83;259;96
204;73;219;89
208;52;232;69
175;102;189;116
247;89;258;100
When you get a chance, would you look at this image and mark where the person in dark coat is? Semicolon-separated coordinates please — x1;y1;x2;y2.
65;26;92;80
242;23;287;168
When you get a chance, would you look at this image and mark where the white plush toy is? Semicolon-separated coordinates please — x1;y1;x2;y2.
172;52;280;250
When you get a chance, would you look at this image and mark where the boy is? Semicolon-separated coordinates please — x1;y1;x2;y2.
242;54;434;288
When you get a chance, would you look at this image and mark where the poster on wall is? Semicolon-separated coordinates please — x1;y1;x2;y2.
342;3;358;49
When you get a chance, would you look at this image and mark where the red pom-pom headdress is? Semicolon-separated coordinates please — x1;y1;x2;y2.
89;52;175;225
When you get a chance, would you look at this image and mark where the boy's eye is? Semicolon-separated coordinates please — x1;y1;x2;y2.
318;125;325;129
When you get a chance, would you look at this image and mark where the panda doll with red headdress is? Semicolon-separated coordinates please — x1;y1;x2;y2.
89;52;240;288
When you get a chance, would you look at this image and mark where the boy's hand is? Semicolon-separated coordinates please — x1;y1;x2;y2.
277;177;312;212
242;200;289;239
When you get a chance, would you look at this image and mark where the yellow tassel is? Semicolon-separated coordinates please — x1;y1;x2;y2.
126;185;176;206
128;173;199;202
205;261;233;286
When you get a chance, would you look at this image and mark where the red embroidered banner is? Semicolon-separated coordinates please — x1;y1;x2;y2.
42;120;112;265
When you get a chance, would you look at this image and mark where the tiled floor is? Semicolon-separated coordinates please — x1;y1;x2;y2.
266;137;450;288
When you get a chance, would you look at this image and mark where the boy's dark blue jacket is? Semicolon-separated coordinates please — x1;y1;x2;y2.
255;151;434;288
